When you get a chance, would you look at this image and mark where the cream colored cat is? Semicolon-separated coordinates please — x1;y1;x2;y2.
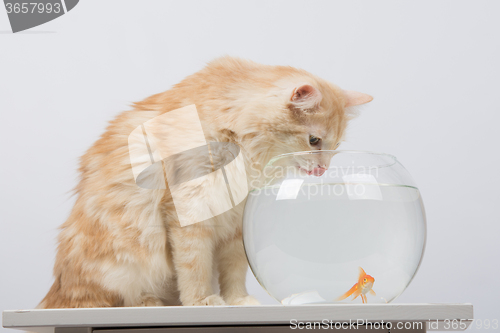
38;57;372;308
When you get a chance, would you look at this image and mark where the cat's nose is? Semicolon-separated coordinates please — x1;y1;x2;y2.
312;166;327;176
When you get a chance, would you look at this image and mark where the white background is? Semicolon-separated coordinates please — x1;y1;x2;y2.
1;1;499;332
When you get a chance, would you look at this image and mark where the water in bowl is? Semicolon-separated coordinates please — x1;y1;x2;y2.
243;182;426;304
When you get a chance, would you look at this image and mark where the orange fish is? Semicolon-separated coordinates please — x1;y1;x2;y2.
336;267;376;304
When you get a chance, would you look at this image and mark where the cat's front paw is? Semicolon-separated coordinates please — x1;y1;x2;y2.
188;294;226;306
139;294;164;307
228;295;260;306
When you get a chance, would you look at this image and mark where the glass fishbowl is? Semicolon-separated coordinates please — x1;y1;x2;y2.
243;151;426;305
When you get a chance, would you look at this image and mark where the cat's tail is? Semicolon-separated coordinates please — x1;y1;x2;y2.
36;275;62;309
37;274;122;309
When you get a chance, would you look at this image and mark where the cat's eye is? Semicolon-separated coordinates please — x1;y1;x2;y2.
309;135;321;146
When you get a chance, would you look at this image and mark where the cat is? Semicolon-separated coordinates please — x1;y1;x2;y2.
38;56;372;308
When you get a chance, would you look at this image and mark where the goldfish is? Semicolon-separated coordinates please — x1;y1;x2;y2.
336;267;376;304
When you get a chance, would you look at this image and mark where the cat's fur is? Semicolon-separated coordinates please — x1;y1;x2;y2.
38;57;372;308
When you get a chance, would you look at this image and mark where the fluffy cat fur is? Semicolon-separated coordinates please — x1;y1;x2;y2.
38;57;372;308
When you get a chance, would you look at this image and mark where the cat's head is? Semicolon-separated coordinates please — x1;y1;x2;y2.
238;77;373;176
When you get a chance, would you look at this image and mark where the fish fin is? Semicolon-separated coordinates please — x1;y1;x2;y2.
351;289;362;301
369;289;376;296
358;267;366;279
335;284;357;301
361;294;367;303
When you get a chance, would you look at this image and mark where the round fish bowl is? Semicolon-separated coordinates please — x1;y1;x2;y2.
243;151;426;305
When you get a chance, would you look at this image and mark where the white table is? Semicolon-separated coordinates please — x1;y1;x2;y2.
2;304;473;332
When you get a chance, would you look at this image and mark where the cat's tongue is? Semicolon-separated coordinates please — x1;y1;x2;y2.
312;167;327;177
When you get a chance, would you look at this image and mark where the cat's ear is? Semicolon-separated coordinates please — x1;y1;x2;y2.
289;84;322;112
343;90;373;107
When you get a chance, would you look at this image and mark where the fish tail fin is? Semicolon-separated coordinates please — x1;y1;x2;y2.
351;289;362;301
335;284;357;301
